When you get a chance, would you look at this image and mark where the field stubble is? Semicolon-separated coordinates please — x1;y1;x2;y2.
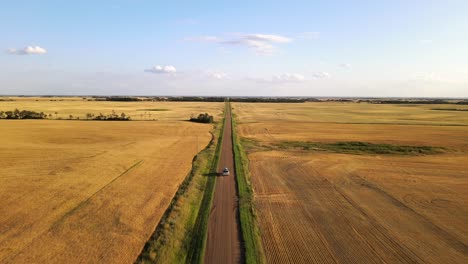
233;102;468;264
0;101;222;263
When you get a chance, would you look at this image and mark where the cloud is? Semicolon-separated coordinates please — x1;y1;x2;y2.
206;71;228;80
242;34;291;43
144;65;177;74
339;63;351;69
300;32;321;40
248;71;329;83
7;46;47;55
222;34;292;55
188;33;292;55
273;73;305;82
311;72;330;79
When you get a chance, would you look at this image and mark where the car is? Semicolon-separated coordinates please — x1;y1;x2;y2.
222;167;230;176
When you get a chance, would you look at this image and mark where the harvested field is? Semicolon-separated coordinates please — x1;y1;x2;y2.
0;97;223;121
0;101;222;263
233;102;468;263
233;102;468;126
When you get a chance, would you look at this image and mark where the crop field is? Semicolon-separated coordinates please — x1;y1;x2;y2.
0;96;222;121
233;102;468;263
0;99;223;263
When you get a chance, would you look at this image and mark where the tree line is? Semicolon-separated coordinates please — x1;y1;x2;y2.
86;111;130;120
0;109;47;119
0;109;130;120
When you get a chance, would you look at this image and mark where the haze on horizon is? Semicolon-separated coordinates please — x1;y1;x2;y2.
1;1;467;97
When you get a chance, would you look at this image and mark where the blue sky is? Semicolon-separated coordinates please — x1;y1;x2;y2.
1;0;467;97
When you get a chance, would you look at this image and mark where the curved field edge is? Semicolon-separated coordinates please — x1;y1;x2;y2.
232;104;266;264
135;107;225;264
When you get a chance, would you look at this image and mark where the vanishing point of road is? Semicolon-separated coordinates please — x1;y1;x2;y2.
204;103;243;264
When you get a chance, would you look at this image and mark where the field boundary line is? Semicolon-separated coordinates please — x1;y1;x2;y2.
7;159;144;261
59;159;144;221
240;120;468;127
231;102;266;264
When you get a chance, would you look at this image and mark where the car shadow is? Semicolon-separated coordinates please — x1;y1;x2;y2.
203;172;220;177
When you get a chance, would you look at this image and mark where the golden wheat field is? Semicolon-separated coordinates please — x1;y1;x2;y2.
0;99;223;263
0;96;223;121
233;102;468;264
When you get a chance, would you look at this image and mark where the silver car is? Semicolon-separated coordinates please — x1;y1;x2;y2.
222;167;230;176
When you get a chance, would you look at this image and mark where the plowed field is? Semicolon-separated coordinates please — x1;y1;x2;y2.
233;102;468;264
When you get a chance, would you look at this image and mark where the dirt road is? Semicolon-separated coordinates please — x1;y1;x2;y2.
205;103;242;264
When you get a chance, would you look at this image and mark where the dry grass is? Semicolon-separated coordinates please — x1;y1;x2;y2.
233;102;468;264
0;100;223;263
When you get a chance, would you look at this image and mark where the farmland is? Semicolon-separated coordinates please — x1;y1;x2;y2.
0;98;223;263
0;96;222;121
233;102;468;263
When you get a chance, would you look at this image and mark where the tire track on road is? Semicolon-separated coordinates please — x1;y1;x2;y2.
205;103;243;264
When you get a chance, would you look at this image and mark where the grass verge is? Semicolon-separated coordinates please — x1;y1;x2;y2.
185;102;226;264
135;109;225;264
231;105;266;264
275;141;446;155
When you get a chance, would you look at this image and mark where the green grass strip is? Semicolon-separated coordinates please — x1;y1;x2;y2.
431;108;468;112
276;141;446;155
231;103;266;264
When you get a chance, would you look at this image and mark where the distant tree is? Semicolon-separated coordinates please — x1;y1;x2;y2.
54;112;58;119
88;111;129;121
0;109;47;119
14;109;20;118
86;113;94;120
69;114;73;120
189;113;214;123
96;113;105;120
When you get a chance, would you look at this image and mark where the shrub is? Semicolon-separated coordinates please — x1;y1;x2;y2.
91;111;130;121
189;113;214;123
0;109;47;119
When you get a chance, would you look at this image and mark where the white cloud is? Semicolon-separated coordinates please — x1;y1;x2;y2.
339;63;351;69
273;73;305;82
188;33;292;55
300;32;321;40
243;34;291;43
7;46;47;55
222;34;292;55
411;72;464;84
225;39;275;54
206;71;228;80
311;72;330;79
144;65;177;74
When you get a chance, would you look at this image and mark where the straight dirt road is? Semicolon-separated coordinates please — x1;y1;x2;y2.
205;103;242;264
